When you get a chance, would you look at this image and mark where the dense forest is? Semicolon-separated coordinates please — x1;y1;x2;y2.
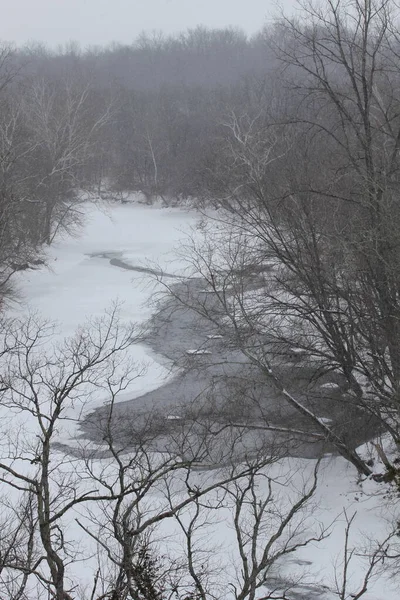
0;26;275;294
2;1;400;598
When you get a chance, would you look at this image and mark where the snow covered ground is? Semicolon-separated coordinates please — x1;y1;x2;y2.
11;201;198;440
13;201;196;330
4;201;400;599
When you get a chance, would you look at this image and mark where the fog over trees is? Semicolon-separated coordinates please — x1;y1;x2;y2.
1;1;400;598
0;25;275;292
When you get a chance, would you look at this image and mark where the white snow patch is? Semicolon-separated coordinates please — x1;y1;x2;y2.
320;382;341;390
10;201;199;440
289;346;308;355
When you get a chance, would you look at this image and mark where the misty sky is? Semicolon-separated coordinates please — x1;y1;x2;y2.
1;0;295;48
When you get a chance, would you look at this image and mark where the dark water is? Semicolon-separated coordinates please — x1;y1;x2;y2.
81;253;379;462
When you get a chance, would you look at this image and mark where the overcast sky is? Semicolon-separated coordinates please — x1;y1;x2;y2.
0;0;295;48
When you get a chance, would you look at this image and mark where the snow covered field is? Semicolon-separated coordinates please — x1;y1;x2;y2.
4;201;400;599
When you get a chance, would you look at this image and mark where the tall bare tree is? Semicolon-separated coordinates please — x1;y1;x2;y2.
182;0;400;474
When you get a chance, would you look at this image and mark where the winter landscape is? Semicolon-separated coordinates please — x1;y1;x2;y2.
1;1;400;599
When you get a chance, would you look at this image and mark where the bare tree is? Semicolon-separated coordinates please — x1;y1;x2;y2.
0;306;138;599
266;0;400;444
0;305;336;599
333;509;400;599
174;0;400;476
21;75;113;244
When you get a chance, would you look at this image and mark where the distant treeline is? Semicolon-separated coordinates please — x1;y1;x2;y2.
0;26;277;293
